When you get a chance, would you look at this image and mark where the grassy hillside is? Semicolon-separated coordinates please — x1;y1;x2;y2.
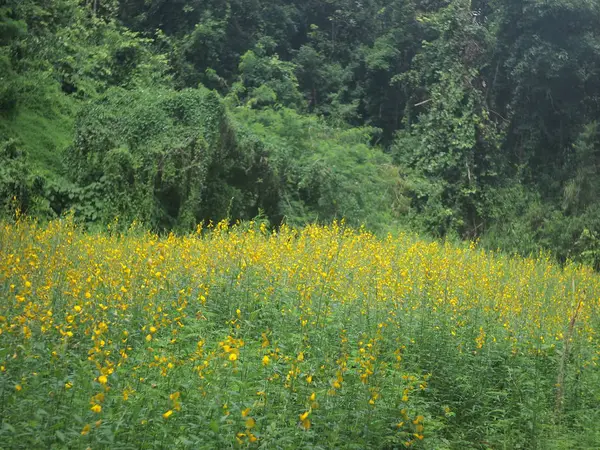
0;108;74;178
1;218;599;448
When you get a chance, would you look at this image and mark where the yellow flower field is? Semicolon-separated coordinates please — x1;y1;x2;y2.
1;218;599;448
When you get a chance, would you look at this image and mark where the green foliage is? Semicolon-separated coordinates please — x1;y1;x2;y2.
0;8;24;115
67;87;277;230
51;20;170;97
4;0;600;269
0;53;19;115
65;85;401;232
480;123;600;268
0;139;54;218
393;0;503;239
231;48;305;110
231;106;402;231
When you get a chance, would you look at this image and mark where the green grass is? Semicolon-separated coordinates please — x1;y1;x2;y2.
0;72;76;178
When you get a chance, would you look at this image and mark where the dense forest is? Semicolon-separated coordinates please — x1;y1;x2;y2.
2;0;600;266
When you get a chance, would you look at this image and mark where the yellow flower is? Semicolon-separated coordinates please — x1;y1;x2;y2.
65;381;73;389
91;404;102;413
241;408;251;417
301;418;311;430
262;355;270;366
145;334;152;342
98;375;108;385
236;432;245;445
306;375;313;383
245;417;256;429
413;415;424;424
297;352;304;362
81;424;91;436
228;353;237;361
309;392;316;402
15;384;22;392
299;411;310;421
162;410;173;419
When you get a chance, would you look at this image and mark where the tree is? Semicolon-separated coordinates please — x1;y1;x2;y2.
394;0;503;238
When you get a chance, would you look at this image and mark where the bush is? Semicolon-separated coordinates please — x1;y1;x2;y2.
67;87;281;230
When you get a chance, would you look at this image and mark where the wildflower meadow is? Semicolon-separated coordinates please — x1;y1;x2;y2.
1;218;599;449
